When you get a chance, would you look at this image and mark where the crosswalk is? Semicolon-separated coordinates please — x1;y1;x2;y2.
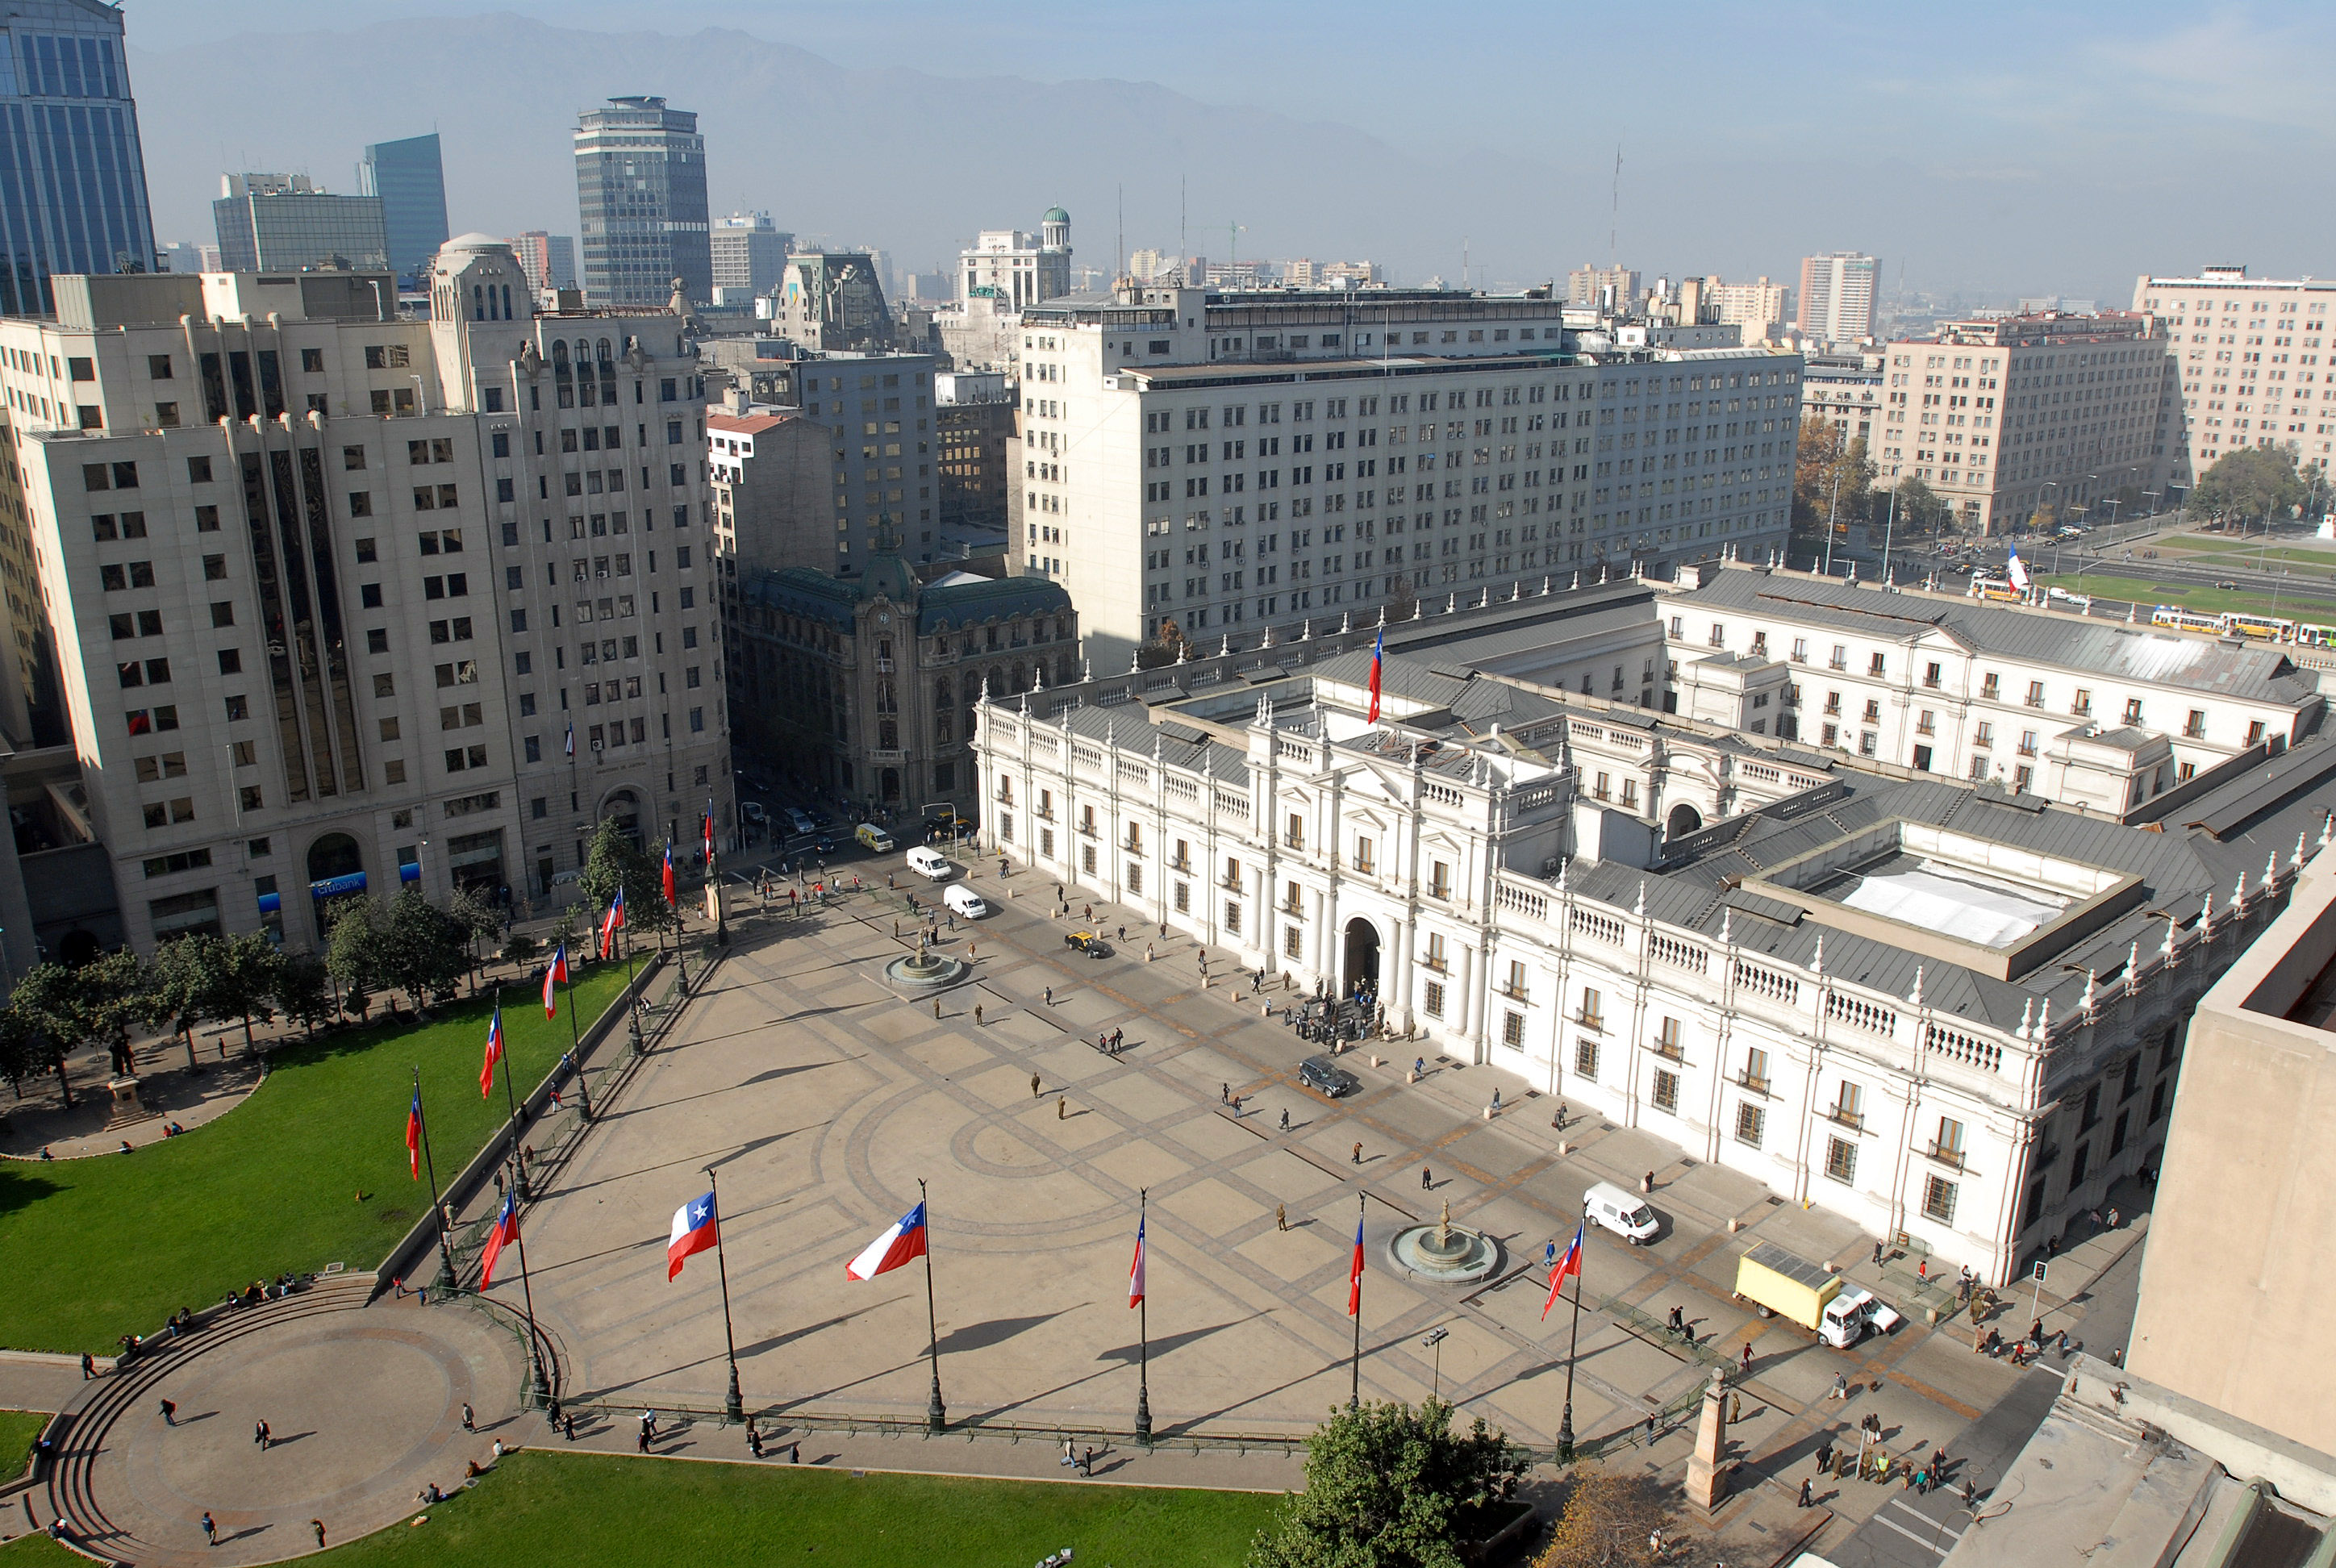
1865;1495;1967;1559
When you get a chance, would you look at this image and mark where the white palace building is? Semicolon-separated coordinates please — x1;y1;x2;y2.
974;568;2336;1284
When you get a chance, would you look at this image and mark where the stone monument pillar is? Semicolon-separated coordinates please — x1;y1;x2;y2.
1684;1368;1730;1512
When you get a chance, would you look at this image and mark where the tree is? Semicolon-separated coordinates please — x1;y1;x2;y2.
148;933;227;1072
1531;1469;1674;1568
377;890;471;1012
1793;418;1876;534
272;952;335;1040
446;884;503;991
215;933;283;1053
2192;445;2307;529
0;1006;40;1100
323;897;384;1013
10;953;156;1105
577;819;679;944
1248;1398;1526;1568
1891;475;1950;536
1383;575;1420;623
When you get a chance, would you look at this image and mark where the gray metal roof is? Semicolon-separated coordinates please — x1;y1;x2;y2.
1678;569;2321;706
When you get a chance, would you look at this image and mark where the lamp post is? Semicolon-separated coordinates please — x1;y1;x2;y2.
1421;1326;1449;1402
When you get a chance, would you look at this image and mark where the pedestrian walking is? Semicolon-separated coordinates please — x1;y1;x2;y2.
974;1003;983;1024
202;1512;216;1546
1279;1107;1290;1131
1740;1342;1754;1375
1829;1373;1847;1401
160;1399;177;1425
1045;986;1053;1006
747;1420;763;1458
1413;1057;1426;1078
1421;1166;1433;1191
933;999;941;1020
1062;1437;1074;1467
789;1441;800;1463
1031;1072;1042;1098
562;1413;576;1442
1491;1087;1502;1112
1817;1438;1833;1473
1352;1141;1363;1166
1082;1445;1095;1475
1221;1082;1230;1103
80;1352;94;1380
1799;1476;1813;1508
1961;1477;1977;1508
1276;1203;1287;1231
1872;1240;1884;1266
1057;1095;1067;1120
254;1420;270;1449
311;1520;327;1549
2029;1317;2044;1346
461;1402;475;1432
636;1425;651;1453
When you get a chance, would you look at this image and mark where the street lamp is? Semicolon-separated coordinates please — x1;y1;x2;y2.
1421;1326;1450;1402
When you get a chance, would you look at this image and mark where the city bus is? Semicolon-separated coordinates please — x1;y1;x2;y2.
1968;577;2021;603
2295;623;2336;648
2150;606;2229;635
2226;613;2296;641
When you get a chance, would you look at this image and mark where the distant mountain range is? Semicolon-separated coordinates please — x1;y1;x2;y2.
131;11;1577;287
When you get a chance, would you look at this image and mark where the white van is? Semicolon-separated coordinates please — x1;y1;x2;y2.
1583;1181;1660;1245
942;883;988;919
904;845;952;880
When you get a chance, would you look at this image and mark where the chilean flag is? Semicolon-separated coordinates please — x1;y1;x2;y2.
1367;626;1384;724
543;945;568;1020
599;887;625;959
1347;1211;1366;1318
1541;1225;1583;1321
845;1200;928;1280
478;1007;505;1099
564;722;574;757
1128;1216;1147;1308
2006;549;2030;593
662;841;677;907
667;1190;720;1281
481;1191;519;1287
703;800;716;869
405;1089;422;1180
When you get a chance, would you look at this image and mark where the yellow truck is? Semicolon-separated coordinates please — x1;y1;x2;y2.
1733;1243;1902;1349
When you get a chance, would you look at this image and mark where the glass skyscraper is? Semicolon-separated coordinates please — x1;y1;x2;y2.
358;132;449;290
0;0;156;316
574;96;709;308
211;173;387;273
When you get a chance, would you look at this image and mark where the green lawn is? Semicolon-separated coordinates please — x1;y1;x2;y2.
0;1536;76;1563
298;1449;1276;1568
0;967;632;1355
0;1410;46;1473
2034;573;2336;625
2157;535;2336;569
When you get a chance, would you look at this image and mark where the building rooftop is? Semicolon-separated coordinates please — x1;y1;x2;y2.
1676;569;2323;707
708;411;790;436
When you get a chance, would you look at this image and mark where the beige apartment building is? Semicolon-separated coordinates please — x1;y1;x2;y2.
1875;311;2171;534
1797;252;1878;344
2132;266;2336;487
1707;276;1789;340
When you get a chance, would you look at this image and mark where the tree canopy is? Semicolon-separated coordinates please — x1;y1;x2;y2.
577;818;679;943
324;891;469;1013
1531;1469;1675;1568
2191;445;2309;526
1248;1398;1525;1568
1793;417;1876;532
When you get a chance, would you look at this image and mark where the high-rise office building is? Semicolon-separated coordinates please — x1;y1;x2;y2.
1567;264;1641;311
212;173;387;273
2132;266;2336;487
358;133;450;290
0;0;158;315
508;231;577;293
1797;252;1879;344
574;96;709;308
0;250;731;950
710;212;790;298
1706;276;1790;339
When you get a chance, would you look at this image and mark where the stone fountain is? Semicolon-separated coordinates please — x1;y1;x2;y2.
882;928;967;993
1386;1200;1502;1285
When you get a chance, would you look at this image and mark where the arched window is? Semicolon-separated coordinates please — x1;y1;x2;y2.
500;284;513;320
472;283;485;320
596;337;614;365
932;677;951;710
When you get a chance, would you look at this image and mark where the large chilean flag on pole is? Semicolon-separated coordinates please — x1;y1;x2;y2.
599;886;625;958
404;1088;422;1179
667;1190;720;1281
480;1191;519;1287
845;1200;928;1280
662;841;677;907
1128;1216;1147;1308
1347;1210;1366;1316
543;945;568;1020
478;1007;505;1099
1367;626;1385;723
1541;1225;1583;1321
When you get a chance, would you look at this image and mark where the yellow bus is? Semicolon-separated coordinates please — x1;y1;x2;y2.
2226;612;2295;641
1968;577;2021;603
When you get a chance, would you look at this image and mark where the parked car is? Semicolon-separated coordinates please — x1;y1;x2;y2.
740;802;766;826
1298;1054;1361;1099
1583;1181;1660;1245
854;823;895;853
786;807;818;836
1063;931;1110;957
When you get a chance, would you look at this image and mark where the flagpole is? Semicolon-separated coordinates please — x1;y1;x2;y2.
1134;1187;1153;1444
558;950;590;1120
412;1067;455;1291
920;1178;946;1433
621;895;644;1057
488;990;550;1406
1558;1248;1583;1458
1350;1190;1364;1408
705;1165;745;1423
492;990;532;1202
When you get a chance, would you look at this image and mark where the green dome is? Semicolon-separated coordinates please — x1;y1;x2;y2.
1043;206;1070;224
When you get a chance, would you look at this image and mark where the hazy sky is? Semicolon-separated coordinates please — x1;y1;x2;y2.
126;1;2336;302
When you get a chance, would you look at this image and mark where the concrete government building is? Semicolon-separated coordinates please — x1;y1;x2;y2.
2;242;731;952
974;567;2335;1283
1013;282;1803;672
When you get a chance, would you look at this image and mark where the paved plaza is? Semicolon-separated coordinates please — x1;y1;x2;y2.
498;869;2134;1514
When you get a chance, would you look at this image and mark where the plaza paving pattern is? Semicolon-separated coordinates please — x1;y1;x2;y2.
500;877;2063;1483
